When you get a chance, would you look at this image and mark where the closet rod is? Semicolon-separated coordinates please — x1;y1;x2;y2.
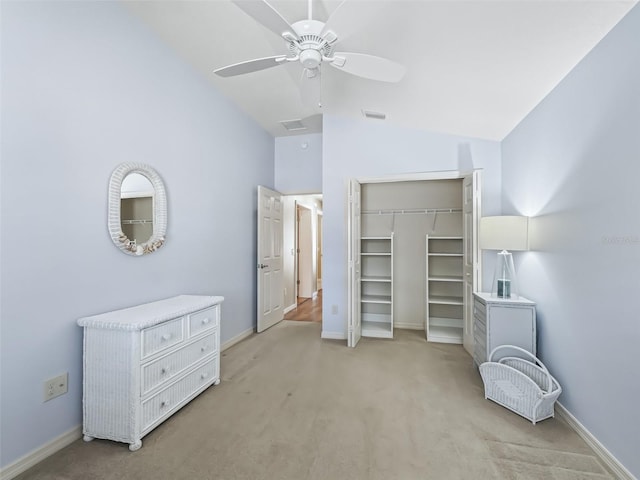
362;208;462;215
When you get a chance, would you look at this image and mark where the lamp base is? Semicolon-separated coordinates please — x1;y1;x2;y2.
491;250;518;299
497;279;511;298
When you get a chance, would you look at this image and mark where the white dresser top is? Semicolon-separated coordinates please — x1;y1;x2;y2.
474;292;535;306
77;295;224;331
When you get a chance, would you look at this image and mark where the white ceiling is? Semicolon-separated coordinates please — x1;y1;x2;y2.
123;0;636;140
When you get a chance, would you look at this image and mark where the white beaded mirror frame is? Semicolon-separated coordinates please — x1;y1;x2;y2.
108;163;167;256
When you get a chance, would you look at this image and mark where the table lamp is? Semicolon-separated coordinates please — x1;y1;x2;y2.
480;216;529;298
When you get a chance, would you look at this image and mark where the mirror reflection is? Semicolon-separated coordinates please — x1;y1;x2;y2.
120;173;154;247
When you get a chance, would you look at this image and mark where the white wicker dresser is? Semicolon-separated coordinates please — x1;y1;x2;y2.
77;295;224;451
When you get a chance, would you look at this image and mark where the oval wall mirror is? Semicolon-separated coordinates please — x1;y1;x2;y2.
108;163;167;256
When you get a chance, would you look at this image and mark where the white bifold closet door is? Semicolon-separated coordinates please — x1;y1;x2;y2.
347;179;362;347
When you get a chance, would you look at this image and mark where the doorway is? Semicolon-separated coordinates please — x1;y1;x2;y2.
297;204;313;300
347;170;482;350
282;194;323;323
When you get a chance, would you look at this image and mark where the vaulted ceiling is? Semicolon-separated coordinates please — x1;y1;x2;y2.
123;0;637;139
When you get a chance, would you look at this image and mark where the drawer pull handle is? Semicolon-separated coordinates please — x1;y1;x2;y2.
201;346;208;353
160;400;170;408
161;366;170;375
201;318;210;325
201;372;209;380
161;333;172;341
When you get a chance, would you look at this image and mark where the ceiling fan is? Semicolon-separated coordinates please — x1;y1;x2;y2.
214;0;406;106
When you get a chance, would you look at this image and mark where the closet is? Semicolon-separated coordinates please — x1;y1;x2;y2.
347;171;481;353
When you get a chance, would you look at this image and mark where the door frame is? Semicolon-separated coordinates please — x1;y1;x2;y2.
347;169;482;348
316;212;323;290
296;203;314;299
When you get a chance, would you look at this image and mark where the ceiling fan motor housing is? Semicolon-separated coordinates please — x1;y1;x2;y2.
289;20;335;69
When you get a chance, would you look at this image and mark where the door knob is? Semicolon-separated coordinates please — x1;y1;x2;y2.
257;263;268;269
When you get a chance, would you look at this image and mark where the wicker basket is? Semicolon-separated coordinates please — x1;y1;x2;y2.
479;345;562;424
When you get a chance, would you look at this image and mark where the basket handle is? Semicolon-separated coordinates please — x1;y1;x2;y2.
488;345;553;393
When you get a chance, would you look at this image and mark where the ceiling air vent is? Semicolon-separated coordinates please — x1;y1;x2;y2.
280;119;307;132
362;110;386;120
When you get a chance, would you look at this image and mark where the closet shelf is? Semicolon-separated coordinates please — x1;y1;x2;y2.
428;275;463;283
361;276;392;283
362;320;393;338
362;208;462;215
427;325;463;343
121;219;152;225
362;295;392;304
428;295;464;305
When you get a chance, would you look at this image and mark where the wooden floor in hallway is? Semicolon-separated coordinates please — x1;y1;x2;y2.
284;290;322;322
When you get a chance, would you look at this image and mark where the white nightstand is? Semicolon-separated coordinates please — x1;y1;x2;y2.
473;292;536;367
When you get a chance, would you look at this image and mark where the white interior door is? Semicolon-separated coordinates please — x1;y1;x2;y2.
463;171;482;355
347;179;362;347
257;186;284;333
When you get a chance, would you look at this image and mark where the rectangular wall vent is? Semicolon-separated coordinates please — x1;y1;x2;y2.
280;119;307;131
362;110;386;120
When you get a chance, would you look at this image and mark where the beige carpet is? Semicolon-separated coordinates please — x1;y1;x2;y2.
15;321;612;480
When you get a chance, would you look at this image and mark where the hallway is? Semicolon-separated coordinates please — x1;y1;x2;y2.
284;290;322;323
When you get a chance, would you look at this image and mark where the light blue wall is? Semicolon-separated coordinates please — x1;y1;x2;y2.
0;1;273;468
275;133;322;194
501;5;640;476
321;115;502;338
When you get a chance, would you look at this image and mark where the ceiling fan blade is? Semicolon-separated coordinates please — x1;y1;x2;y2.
214;55;287;77
329;52;406;83
300;67;323;110
233;0;299;41
320;0;382;43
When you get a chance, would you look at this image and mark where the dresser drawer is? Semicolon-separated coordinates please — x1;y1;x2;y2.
141;357;218;432
188;306;219;338
141;317;184;359
141;332;218;395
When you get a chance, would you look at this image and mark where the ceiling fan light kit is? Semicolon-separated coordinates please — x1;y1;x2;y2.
213;0;406;99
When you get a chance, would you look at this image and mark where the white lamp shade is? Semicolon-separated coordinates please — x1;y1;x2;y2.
480;216;529;251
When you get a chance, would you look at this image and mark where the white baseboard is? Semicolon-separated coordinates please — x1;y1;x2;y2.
0;425;82;480
283;303;297;314
0;327;255;480
221;327;254;352
321;330;346;340
555;402;636;480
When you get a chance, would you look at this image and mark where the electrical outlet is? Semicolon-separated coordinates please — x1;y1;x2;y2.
43;373;68;402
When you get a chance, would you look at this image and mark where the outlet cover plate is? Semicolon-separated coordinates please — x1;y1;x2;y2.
44;372;68;402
